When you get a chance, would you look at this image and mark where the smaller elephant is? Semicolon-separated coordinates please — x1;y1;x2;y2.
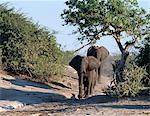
69;55;100;99
87;46;109;83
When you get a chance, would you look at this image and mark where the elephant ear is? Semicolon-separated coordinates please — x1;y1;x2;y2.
87;56;100;71
69;55;82;72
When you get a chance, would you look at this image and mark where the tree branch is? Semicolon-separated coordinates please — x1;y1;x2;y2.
124;37;138;51
74;41;92;52
113;34;125;54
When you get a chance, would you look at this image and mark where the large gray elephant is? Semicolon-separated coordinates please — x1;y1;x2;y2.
87;46;109;83
69;55;100;99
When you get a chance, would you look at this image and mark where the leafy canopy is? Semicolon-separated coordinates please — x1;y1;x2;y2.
62;0;150;51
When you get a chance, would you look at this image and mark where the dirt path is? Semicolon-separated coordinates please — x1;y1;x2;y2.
0;67;150;116
0;97;150;116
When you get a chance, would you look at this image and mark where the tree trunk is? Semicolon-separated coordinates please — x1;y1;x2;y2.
112;35;130;84
114;51;129;84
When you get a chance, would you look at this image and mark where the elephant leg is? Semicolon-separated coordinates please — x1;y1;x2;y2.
89;75;93;95
98;62;104;83
83;77;88;98
85;85;90;98
89;81;93;96
84;86;87;97
90;83;93;95
78;73;84;99
98;67;101;83
86;75;92;98
90;71;96;95
92;74;97;95
90;79;95;95
95;68;99;84
91;83;95;95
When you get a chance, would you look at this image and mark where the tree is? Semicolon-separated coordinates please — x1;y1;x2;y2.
61;0;150;83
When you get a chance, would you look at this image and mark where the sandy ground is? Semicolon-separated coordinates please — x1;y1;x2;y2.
0;67;150;116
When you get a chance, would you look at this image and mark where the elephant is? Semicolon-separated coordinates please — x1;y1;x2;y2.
87;46;109;83
69;55;100;99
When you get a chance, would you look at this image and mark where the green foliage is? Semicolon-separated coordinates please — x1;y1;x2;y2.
62;0;149;43
0;3;64;82
112;53;136;67
105;63;147;97
136;38;150;87
61;50;75;65
0;48;2;69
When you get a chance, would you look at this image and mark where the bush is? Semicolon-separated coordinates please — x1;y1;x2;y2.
0;4;64;82
136;39;150;87
0;48;2;69
104;63;147;97
61;50;75;65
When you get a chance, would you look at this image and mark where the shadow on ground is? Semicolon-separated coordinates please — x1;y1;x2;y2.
0;87;66;105
2;78;59;90
0;87;117;105
67;95;118;105
36;104;150;114
51;82;71;89
99;104;150;110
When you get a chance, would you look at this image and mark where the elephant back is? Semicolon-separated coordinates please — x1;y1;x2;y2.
87;56;100;71
87;46;109;62
87;46;98;58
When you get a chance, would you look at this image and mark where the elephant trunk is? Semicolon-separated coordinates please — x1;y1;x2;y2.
78;58;87;99
78;72;84;99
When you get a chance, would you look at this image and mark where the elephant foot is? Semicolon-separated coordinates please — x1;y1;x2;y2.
84;94;89;98
78;94;83;99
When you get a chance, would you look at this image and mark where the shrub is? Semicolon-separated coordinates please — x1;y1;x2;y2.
0;3;64;82
0;48;2;69
104;63;147;97
61;50;75;65
136;39;150;87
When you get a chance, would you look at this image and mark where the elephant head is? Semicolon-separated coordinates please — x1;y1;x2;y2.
69;55;100;99
87;46;109;83
69;55;100;72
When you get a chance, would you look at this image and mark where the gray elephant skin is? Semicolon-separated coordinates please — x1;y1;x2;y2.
87;46;109;83
83;69;97;98
69;55;100;99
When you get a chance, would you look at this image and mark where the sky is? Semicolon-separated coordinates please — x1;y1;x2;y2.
0;0;149;55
